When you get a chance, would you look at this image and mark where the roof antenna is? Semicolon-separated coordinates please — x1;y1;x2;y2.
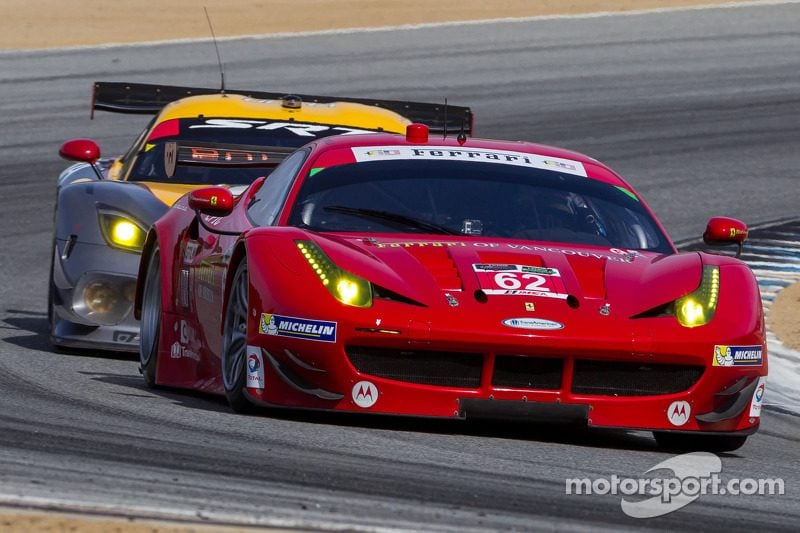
457;115;468;146
443;98;448;139
204;6;226;94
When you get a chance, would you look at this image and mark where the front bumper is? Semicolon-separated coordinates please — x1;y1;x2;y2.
243;325;766;435
50;240;140;352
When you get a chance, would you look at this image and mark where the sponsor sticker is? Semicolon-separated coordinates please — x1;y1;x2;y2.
183;242;199;264
112;331;138;343
364;149;401;157
667;401;691;427
259;313;337;343
712;345;763;367
749;377;767;417
180;319;196;345
371;241;634;264
474;264;567;299
169;341;199;361
179;269;190;307
246;345;265;390
352;381;378;408
351;146;587;177
473;263;518;272
189;118;371;137
502;317;564;331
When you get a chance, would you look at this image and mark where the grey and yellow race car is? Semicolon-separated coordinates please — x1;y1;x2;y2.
50;81;472;352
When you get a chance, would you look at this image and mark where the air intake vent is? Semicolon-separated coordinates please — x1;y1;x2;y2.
347;347;482;388
572;360;703;396
407;246;461;290
492;355;562;390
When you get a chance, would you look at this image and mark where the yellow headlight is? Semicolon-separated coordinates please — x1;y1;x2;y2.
112;220;138;245
675;266;720;327
297;241;372;308
677;298;706;327
99;213;146;252
333;274;372;307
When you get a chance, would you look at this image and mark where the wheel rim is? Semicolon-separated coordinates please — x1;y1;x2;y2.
223;262;248;391
140;250;161;368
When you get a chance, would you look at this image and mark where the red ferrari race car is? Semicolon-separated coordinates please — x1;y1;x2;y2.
136;124;767;451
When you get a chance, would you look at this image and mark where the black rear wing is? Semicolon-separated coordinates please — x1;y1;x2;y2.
92;81;473;135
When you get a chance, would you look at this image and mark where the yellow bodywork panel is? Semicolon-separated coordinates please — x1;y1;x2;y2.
157;93;411;133
109;93;412;205
107;160;124;181
136;182;208;207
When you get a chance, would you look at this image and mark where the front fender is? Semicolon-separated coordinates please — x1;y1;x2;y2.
56;159;113;189
54;180;168;245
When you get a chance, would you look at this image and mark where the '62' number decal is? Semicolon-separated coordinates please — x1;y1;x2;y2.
494;272;549;291
473;264;568;299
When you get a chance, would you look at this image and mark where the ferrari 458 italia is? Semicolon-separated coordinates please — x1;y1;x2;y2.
136;123;766;451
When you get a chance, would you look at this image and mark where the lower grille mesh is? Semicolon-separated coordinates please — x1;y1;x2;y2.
492;355;562;389
347;347;703;396
572;360;703;396
347;347;483;388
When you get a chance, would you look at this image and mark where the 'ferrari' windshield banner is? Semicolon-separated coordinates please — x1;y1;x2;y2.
351;146;587;177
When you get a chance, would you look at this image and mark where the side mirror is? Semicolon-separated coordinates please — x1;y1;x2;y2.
59;138;101;163
703;216;748;257
188;187;234;217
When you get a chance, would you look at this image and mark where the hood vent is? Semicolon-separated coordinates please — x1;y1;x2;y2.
566;255;607;299
407;246;462;290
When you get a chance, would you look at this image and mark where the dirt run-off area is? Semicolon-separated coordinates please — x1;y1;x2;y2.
3;0;745;49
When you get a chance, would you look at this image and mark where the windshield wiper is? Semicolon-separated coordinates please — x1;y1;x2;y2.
324;206;460;235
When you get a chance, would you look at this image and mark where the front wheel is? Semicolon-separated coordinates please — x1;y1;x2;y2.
653;431;748;453
222;258;256;413
139;246;162;388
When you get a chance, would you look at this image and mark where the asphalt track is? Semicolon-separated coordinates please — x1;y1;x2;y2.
1;2;799;530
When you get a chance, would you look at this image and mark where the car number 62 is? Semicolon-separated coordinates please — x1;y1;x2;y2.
494;272;550;292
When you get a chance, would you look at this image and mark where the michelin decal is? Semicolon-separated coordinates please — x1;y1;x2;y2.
259;313;337;343
713;345;763;367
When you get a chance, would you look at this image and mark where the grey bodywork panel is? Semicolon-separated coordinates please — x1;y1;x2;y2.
50;164;169;352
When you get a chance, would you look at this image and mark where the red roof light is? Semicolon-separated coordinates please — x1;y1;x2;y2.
406;123;428;143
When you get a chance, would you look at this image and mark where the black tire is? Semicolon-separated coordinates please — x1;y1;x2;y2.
653;431;748;453
222;258;256;413
139;247;161;388
47;244;72;353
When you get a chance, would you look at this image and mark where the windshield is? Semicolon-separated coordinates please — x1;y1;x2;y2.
128;117;376;185
287;159;672;252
